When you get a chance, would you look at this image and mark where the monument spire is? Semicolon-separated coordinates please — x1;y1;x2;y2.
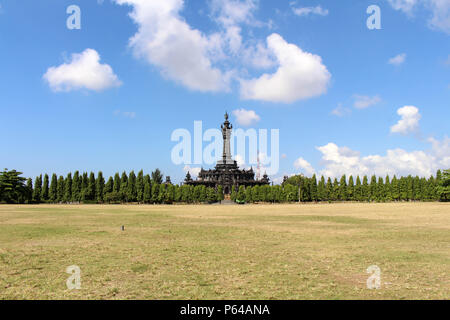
218;111;233;165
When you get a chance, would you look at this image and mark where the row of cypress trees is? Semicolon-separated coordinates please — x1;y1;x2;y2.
22;169;225;204
232;170;448;203
2;169;449;204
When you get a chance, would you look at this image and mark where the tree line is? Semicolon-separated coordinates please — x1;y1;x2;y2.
0;168;449;204
232;170;449;203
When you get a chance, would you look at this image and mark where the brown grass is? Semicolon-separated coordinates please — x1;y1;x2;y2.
0;203;449;299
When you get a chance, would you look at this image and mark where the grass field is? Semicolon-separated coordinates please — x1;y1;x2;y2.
0;203;448;300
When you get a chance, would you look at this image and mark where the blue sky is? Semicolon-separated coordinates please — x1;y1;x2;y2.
0;0;449;183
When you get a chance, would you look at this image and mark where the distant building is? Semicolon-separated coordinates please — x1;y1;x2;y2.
184;112;269;194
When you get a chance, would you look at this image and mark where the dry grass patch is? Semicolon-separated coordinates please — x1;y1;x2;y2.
0;203;448;299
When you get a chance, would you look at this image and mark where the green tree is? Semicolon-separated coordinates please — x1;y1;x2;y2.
113;173;121;193
25;178;33;203
339;175;347;201
326;177;333;202
104;177;114;195
151;168;163;184
96;171;105;203
33;175;42;203
217;185;224;201
437;169;450;201
199;186;207;203
332;178;339;201
362;176;369;202
86;172;96;201
385;175;392;202
158;184;166;203
151;184;159;204
57;176;65;202
237;185;246;203
49;173;57;202
391;176;399;201
377;177;384;202
63;173;72;203
310;174;318;201
369;175;377;201
347;176;354;201
181;185;191;203
71;171;80;202
80;172;88;201
206;187;217;203
143;177;152;203
252;185;260;202
41;174;49;202
127;171;137;202
318;176;326;201
0;169;28;203
245;186;253;203
165;184;174;204
136;170;144;203
355;176;362;202
174;185;182;203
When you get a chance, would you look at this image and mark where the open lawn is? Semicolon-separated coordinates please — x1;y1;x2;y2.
0;203;448;299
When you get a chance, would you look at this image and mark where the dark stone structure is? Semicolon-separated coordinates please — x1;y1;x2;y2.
184;112;269;194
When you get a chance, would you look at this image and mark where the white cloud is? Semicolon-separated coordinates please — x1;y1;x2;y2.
240;33;331;103
294;157;315;176
331;104;351;117
114;0;230;92
114;110;136;118
390;106;421;134
353;95;381;109
313;138;449;178
234;154;249;169
43;49;121;92
388;53;406;66
427;0;450;34
242;42;277;69
183;165;201;178
387;0;418;15
232;108;260;126
387;0;450;34
210;0;259;55
292;5;329;17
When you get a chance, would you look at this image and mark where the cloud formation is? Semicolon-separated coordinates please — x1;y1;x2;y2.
388;53;406;66
294;157;315;175
240;33;331;103
43;49;121;92
114;1;330;103
232;108;260;126
353;95;381;109
331;104;351;117
388;0;418;15
292;5;329;17
387;0;450;34
390;106;421;135
210;0;259;55
114;110;136;118
183;165;201;178
314;140;448;178
115;0;230;92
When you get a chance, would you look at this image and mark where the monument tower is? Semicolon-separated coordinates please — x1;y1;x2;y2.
185;112;269;194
